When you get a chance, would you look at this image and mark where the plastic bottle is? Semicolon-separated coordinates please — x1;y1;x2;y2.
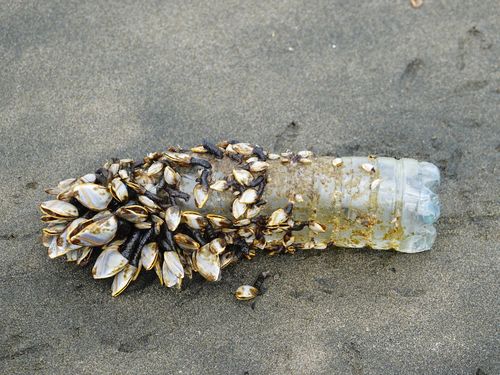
180;156;441;253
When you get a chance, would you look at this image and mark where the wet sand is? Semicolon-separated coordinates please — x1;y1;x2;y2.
0;1;499;374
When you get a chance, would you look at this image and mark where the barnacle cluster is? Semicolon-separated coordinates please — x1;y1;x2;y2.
40;141;324;297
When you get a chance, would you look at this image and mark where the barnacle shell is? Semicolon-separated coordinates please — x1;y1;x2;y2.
246;205;262;219
206;214;232;228
108;163;120;177
47;235;73;259
74;183;112;211
165;206;181;231
194;244;220;282
298;150;313;158
45;178;77;196
193;184;209;208
48;226;82;259
314;240;328;250
163;251;184;278
191;145;207;153
220;252;238;269
111;264;137;297
164;151;191;165
239;188;258;204
232;143;254;155
133;170;155;188
210;180;228;191
92;247;128;279
232;198;247;219
308;221;326;233
154;258;164;285
42;231;56;247
138;195;159;210
140;242;159;270
115;205;149;223
65;249;79;262
66;217;91;243
76;247;93;265
361;163;375;173
370;179;381;190
249;161;269;172
80;173;96;183
233;169;253;186
42;223;67;235
147;161;164;176
173;233;200;252
246;156;258;163
162;252;184;288
40;200;79;219
110;178;128;202
268;208;288;226
164;166;181;186
69;214;118;247
235;285;258;300
268;153;280;160
135;221;152;230
162;262;180;288
182;211;206;230
332;158;343;167
209;238;226;255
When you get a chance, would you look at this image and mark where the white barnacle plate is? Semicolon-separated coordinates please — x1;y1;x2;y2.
210;180;228;191
235;285;258;300
140;242;159;270
164;166;181;186
92;247;128;279
232;198;247;219
182;211;206;230
239;188;258;204
267;208;288;226
115;205;149;223
193;183;209;208
232;169;253;186
209;238;226;255
163;251;184;278
173;233;200;252
110;178;128;202
74;183;112;211
194;244;220;282
111;264;137;297
40;200;79;219
69;214;118;247
165;205;181;231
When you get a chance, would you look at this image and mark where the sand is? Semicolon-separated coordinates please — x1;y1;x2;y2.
0;1;499;374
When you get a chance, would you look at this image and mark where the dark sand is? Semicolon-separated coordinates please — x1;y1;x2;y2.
0;1;499;374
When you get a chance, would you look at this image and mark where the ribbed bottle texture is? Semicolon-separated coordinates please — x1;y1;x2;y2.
181;156;441;253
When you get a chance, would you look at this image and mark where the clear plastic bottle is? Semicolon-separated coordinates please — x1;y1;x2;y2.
180;156;441;253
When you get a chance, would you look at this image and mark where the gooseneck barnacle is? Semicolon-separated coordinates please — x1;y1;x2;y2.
40;141;440;298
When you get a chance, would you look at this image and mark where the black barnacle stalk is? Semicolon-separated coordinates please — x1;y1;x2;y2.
247;175;265;188
94;167;109;185
130;229;155;267
120;230;143;261
39;140;441;299
252;145;267;161
227;153;244;163
115;220;132;241
190;157;212;169
202;140;224;159
198;169;211;189
164;187;190;202
159;226;177;252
